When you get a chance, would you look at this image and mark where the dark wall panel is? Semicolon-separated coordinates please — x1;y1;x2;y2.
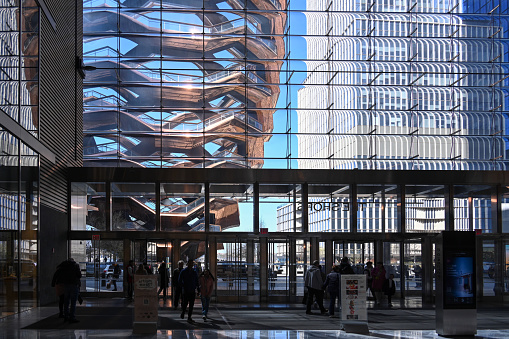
37;0;83;306
39;205;68;306
39;0;83;213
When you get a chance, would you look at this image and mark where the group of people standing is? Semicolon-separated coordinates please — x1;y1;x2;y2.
304;257;355;317
304;258;397;317
364;261;396;307
158;259;215;323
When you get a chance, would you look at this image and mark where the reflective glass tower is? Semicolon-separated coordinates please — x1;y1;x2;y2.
298;0;509;170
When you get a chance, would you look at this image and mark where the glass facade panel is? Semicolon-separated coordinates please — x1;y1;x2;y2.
305;184;350;232
454;185;493;232
111;182;156;231
0;128;38;317
404;242;422;292
405;185;445;233
210;183;251;233
1;1;39;136
161;183;205;232
71;183;107;231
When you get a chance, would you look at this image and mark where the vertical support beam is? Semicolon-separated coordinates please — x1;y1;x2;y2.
289;238;297;299
475;237;484;298
444;184;454;231
253;182;259;234
382;186;386;233
155;182;161;231
492;185;502;234
325;239;333;275
123;238;131;297
293;186;297;232
399;241;406;298
468;196;473;231
350;184;358;233
310;237;320;264
260;237;268;302
106;181;111;231
205;183;210;233
246;239;254;296
422;236;433;305
302;183;309;233
374;240;383;265
172;239;181;266
209;237;217;297
397;184;405;233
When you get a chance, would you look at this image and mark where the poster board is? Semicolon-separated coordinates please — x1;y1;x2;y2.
340;274;367;321
133;275;158;334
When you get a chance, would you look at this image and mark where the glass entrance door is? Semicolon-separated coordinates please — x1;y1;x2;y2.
216;239;259;302
71;239;124;295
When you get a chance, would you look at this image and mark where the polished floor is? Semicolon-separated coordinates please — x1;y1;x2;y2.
2;297;509;338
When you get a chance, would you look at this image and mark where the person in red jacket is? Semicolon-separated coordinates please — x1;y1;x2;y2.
371;262;386;306
198;268;215;321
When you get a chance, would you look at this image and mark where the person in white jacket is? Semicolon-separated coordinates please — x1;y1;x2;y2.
304;260;328;315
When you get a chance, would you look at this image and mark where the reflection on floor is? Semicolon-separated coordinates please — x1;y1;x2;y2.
1;297;508;339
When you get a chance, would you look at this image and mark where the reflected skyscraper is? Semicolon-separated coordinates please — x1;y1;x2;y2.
298;0;509;170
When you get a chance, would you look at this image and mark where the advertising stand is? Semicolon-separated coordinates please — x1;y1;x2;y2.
133;275;158;334
436;231;476;336
340;274;369;334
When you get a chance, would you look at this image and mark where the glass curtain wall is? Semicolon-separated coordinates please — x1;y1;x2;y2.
83;0;286;168
0;130;39;317
82;1;509;171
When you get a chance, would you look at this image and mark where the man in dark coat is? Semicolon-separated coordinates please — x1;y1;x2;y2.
178;260;199;323
157;261;170;300
172;260;184;309
60;258;82;323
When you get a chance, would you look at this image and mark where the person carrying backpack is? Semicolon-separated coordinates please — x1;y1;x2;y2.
323;264;341;317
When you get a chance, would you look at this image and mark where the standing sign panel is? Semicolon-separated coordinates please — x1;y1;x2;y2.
436;231;476;336
341;274;367;321
133;275;158;334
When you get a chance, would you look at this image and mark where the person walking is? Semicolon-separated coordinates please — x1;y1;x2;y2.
198;268;215;321
304;260;328;315
111;262;121;291
371;262;387;306
60;258;82;323
179;260;200;323
383;273;396;307
172;260;184;309
364;261;375;302
126;260;135;300
157;261;170;301
323;264;341;317
51;261;66;318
